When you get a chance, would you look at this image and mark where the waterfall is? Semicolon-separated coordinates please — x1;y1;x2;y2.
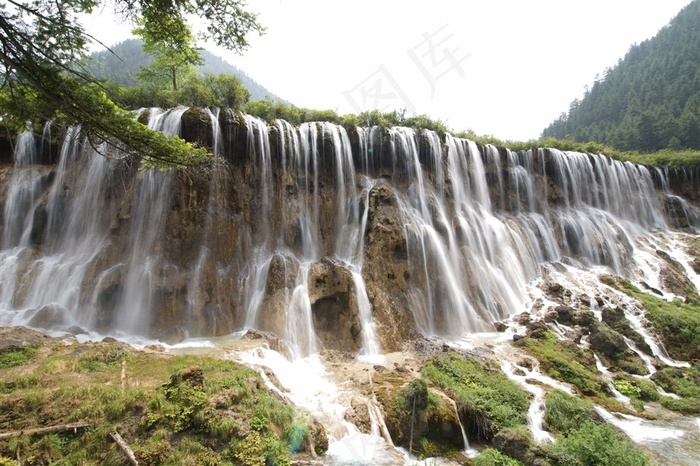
1;108;698;354
446;397;479;457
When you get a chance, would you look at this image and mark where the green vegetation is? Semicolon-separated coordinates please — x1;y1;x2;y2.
553;421;649;466
0;346;37;369
0;0;262;168
542;1;699;152
86;39;286;103
543;389;598;436
0;340;316;465
474;448;524;466
421;352;530;439
524;331;608;397
543;390;650;466
600;275;700;361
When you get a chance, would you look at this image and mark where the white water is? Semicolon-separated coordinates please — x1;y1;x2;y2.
446;397;479;457
2;111;700;463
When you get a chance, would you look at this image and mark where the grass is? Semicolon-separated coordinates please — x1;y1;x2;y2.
552;421;650;466
421;352;530;440
0;339;313;465
543;390;650;466
524;331;608;397
600;275;700;361
0;347;37;369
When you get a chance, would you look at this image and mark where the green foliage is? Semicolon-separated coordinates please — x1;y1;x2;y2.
0;346;37;369
134;17;203;92
614;379;641;398
75;345;127;372
231;430;291;466
0;457;18;466
474;448;524;466
650;366;700;413
542;1;699;152
421;352;529;438
525;331;608;397
553;421;650;466
543;390;598;436
601;275;700;361
1;0;261;168
0;343;305;465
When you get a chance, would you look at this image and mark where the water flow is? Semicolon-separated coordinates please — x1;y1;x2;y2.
446;397;479;457
115;107;184;335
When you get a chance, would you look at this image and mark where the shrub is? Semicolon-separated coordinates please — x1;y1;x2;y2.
543;390;598;436
422;352;529;440
474;448;524;466
553;421;649;466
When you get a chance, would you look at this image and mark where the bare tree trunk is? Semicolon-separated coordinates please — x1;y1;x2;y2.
110;431;139;466
0;422;89;440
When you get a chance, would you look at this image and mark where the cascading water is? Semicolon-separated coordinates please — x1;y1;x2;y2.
2;108;697;348
2;107;700;464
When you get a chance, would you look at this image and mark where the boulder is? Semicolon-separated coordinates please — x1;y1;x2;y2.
307;258;362;353
27;303;68;330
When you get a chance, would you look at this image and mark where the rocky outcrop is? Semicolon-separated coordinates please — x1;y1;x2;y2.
307;258;362;352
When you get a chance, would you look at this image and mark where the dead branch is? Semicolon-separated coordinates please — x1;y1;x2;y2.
109;430;139;466
0;422;89;440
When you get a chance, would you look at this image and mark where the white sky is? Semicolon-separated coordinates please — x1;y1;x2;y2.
83;0;693;141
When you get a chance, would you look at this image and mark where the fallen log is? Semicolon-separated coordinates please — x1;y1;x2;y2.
110;430;139;466
0;422;89;440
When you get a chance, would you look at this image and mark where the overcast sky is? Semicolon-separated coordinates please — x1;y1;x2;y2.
84;0;693;141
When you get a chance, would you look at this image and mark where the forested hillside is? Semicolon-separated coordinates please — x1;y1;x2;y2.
87;39;287;103
542;0;699;152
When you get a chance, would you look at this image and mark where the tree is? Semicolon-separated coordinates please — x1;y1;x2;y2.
134;17;203;92
0;0;264;167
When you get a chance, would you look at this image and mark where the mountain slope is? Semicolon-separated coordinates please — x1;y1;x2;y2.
542;0;700;151
86;38;288;103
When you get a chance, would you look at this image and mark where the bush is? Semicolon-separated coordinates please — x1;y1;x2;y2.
421;353;529;439
554;421;649;466
543;390;597;436
474;448;524;466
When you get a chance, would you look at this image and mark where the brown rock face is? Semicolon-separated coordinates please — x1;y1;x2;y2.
362;183;416;351
307;258;362;352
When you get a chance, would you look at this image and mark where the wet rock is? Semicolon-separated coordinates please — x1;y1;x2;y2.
543;309;559;323
656;249;699;300
494;321;508;332
516;312;531;326
307;258;362;353
27;303;69;330
526;320;548;339
241;329;285;353
65;326;87;335
512;334;526;347
641;281;664;296
601;306;653;355
588;322;627;359
304;417;328;456
572;310;595;328
160;326;189;345
101;336;118;343
492;428;533;464
554;305;575;324
344;398;372;433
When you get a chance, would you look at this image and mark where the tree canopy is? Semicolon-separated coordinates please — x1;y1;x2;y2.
542;0;699;152
0;0;263;168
